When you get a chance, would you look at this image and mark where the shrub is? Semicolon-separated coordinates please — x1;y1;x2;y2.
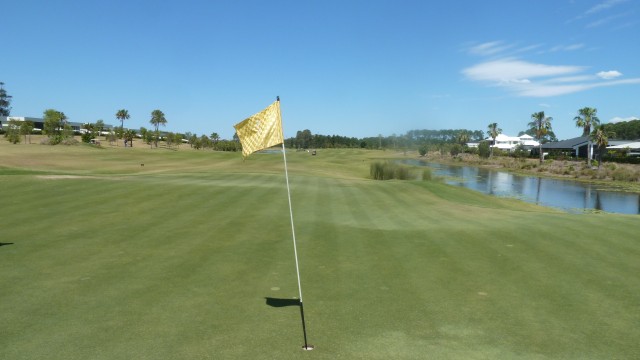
450;144;462;156
478;141;490;159
81;132;94;143
492;148;505;157
422;168;432;181
511;144;528;159
611;168;640;182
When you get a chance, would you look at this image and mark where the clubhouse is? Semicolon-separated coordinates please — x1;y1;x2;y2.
0;116;114;133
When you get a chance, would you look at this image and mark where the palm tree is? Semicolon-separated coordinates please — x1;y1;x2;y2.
149;109;167;147
574;107;600;163
457;131;469;153
487;122;502;158
124;129;136;147
528;111;553;164
115;109;130;146
590;124;614;169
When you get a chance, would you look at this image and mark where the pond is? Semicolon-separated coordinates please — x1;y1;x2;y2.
405;160;640;215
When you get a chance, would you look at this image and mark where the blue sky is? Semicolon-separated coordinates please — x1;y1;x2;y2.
4;0;639;140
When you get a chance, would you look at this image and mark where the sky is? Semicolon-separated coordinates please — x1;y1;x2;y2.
3;0;639;140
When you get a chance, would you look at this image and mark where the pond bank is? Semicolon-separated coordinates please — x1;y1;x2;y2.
401;158;640;215
406;151;640;194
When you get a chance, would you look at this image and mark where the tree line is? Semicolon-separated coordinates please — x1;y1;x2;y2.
3;81;637;161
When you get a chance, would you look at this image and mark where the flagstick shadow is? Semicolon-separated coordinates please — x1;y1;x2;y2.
265;297;300;308
0;242;14;247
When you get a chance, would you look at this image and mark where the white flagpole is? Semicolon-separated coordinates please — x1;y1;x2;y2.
278;97;313;350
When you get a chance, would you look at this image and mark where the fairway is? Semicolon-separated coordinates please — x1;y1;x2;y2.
1;143;639;359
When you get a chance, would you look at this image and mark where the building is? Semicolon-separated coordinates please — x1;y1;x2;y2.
607;141;640;156
0;116;114;133
474;133;540;152
538;136;590;158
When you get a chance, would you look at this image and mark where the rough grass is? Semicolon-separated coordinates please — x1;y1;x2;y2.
1;141;639;359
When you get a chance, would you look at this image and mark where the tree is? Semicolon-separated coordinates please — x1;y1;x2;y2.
165;132;175;148
528;111;553;164
116;109;130;132
450;144;462;156
487;123;502;158
574;107;600;163
81;123;95;143
478;141;490;159
210;132;220;150
188;133;198;148
95;120;105;140
418;145;427;156
4;119;21;143
20;120;34;144
457;131;469;153
124;129;136;147
139;127;148;141
199;135;211;149
149;110;167;147
0;82;12;116
43;109;69;144
142;128;154;148
591;124;614;169
295;129;313;149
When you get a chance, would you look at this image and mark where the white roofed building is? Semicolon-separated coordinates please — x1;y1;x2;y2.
488;134;540;152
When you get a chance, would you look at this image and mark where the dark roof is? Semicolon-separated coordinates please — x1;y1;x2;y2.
541;136;589;149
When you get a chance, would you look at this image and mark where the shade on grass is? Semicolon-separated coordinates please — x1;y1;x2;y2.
1;142;639;359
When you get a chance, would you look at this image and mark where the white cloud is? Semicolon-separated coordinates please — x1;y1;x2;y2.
516;78;640;97
587;12;630;28
550;43;585;52
462;58;640;97
609;116;639;123
515;83;592;97
468;41;512;56
462;58;585;82
597;70;622;79
567;0;632;26
564;43;585;51
546;75;596;83
585;0;628;15
514;44;544;54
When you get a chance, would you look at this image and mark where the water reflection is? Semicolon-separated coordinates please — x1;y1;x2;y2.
406;160;640;215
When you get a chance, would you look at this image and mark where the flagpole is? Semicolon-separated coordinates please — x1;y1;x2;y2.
278;97;313;351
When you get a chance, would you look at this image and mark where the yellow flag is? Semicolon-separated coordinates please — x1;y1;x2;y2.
234;100;284;158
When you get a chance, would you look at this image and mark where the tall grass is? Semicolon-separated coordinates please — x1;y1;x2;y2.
370;161;411;180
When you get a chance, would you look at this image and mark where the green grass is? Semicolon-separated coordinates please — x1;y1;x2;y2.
1;141;639;359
